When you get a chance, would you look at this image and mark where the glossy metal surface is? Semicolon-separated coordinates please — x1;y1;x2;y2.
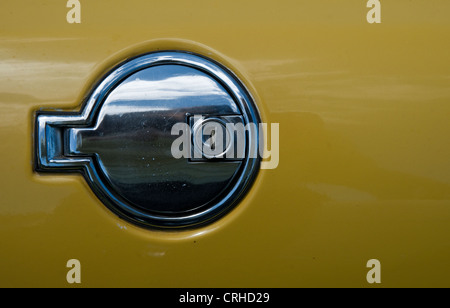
1;0;450;287
35;52;261;229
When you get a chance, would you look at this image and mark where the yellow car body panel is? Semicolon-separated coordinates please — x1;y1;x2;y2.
1;0;450;287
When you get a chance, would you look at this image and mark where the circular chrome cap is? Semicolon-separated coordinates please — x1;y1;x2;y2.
35;51;261;229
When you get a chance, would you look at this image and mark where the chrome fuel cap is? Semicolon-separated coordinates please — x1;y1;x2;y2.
35;51;261;229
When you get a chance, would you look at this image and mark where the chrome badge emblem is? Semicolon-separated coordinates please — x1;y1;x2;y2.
34;51;261;229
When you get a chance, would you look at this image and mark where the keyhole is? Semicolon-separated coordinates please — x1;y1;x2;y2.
210;129;216;151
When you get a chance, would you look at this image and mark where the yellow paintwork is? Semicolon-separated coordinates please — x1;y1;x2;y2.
1;0;450;287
